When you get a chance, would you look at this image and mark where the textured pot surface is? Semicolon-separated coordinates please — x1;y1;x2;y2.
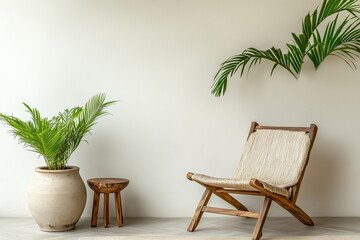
27;166;87;231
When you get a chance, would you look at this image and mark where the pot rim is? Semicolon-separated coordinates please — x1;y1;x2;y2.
35;165;79;173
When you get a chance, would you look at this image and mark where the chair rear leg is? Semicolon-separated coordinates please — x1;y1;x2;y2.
289;205;314;226
252;196;272;240
275;200;314;226
250;178;314;226
187;189;212;232
196;183;248;211
212;190;248;211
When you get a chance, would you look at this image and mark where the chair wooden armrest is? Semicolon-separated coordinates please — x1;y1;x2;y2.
250;178;290;199
187;172;194;181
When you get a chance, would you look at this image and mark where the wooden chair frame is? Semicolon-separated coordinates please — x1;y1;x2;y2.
187;122;318;240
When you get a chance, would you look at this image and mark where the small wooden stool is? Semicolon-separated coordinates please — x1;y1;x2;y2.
87;178;129;228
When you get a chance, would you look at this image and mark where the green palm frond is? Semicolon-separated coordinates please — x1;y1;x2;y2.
0;93;116;170
212;0;360;97
212;47;299;96
72;93;117;155
308;16;360;68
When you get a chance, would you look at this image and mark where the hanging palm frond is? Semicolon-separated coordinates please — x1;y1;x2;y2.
212;0;360;96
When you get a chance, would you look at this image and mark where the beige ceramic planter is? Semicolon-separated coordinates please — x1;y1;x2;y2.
27;166;87;231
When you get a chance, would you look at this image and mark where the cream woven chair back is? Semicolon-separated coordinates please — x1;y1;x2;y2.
234;129;311;188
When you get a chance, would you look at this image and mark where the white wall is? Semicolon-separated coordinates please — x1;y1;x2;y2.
0;0;360;218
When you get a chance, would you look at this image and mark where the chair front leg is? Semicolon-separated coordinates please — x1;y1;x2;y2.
187;189;212;232
252;196;272;240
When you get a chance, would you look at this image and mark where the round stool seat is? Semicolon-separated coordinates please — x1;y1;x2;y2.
87;178;129;193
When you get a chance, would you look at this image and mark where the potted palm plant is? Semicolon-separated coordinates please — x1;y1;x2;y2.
0;93;115;231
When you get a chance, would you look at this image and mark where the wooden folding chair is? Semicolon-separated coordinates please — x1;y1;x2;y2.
186;122;318;240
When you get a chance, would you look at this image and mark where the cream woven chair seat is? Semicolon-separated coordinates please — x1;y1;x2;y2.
190;173;291;198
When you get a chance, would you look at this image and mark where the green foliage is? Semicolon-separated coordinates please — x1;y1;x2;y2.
0;93;116;170
212;0;360;96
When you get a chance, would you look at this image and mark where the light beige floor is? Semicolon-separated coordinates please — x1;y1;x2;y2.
0;217;359;240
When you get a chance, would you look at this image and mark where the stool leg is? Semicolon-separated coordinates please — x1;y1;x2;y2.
91;192;100;227
115;192;123;227
120;192;123;224
104;193;109;227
